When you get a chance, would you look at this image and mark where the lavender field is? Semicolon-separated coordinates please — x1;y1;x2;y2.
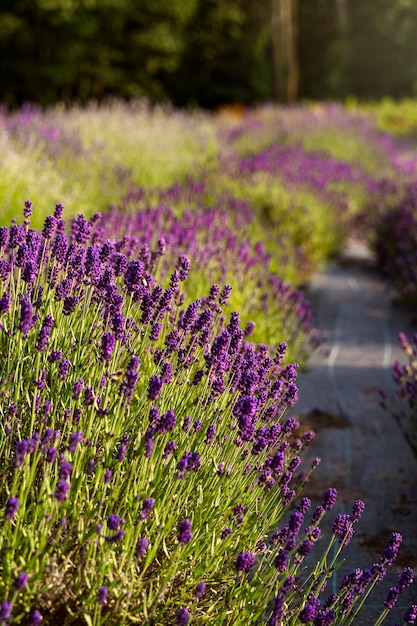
0;101;416;625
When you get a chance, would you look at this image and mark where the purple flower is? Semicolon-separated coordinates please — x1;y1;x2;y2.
332;514;354;544
299;598;320;622
124;259;145;293
42;215;57;239
148;375;163;401
322;487;337;511
350;499;365;523
28;610;43;625
314;608;335;625
178;519;193;544
14;439;30;466
404;605;417;624
194;581;206;599
398;567;414;592
107;514;123;530
52;479;70;501
18;295;33;334
163;440;178;458
59;461;73;480
63;295;79;316
234;551;255;573
219;284;232;305
274;549;288;572
140;498;154;520
176;607;190;626
384;586;400;609
0;291;11;314
104;529;125;544
0;601;12;621
13;571;29;590
0;227;8;247
135;537;149;559
382;532;402;565
71;214;92;245
97;585;108;605
9;224;25;248
45;446;57;463
100;333;116;361
58;359;70;380
177;451;200;474
68;430;83;453
119;355;140;403
104;469;112;483
156;409;177;433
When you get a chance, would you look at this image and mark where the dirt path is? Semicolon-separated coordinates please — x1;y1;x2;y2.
293;237;417;624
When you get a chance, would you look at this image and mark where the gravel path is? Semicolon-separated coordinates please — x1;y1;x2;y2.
292;237;417;624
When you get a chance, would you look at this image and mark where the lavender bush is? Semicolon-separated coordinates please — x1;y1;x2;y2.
97;186;317;365
380;333;417;460
0;204;415;625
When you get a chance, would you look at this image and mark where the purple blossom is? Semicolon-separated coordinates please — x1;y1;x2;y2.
45;446;57;463
63;295;79;316
147;375;163;401
140;498;154;520
68;430;83;453
28;610;43;625
332;514;354;545
42;215;57;239
234;551;255;573
176;607;190;626
178;519;193;544
135;537;149;559
350;499;365;523
0;601;12;621
299;598;320;622
163;440;178;458
71;214;92;244
72;379;84;400
13;571;29;590
0;292;11;314
104;529;125;544
58;359;70;380
52;479;70;501
97;585;108;605
194;581;206;599
104;469;112;483
274;549;288;572
382;532;402;565
100;333;116;361
322;487;337;511
404;605;417;624
177;451;201;474
9;223;25;248
384;586;400;609
107;513;123;530
124;259;145;293
18;295;33;334
158;410;177;434
398;567;414;592
59;461;73;480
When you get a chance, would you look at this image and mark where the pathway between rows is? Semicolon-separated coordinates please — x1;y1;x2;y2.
292;238;417;624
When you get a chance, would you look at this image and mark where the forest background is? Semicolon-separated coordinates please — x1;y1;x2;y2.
2;0;417;110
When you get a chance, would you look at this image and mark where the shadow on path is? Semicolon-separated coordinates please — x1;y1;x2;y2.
292;238;417;624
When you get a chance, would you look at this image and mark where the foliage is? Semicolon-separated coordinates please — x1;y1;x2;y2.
380;333;417;461
0;206;415;625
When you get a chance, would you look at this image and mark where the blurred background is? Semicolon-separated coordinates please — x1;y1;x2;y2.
2;0;417;109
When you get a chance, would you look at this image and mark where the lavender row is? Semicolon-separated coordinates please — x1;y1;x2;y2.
0;204;415;624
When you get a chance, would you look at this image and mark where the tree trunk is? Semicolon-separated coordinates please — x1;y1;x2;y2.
271;0;299;102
